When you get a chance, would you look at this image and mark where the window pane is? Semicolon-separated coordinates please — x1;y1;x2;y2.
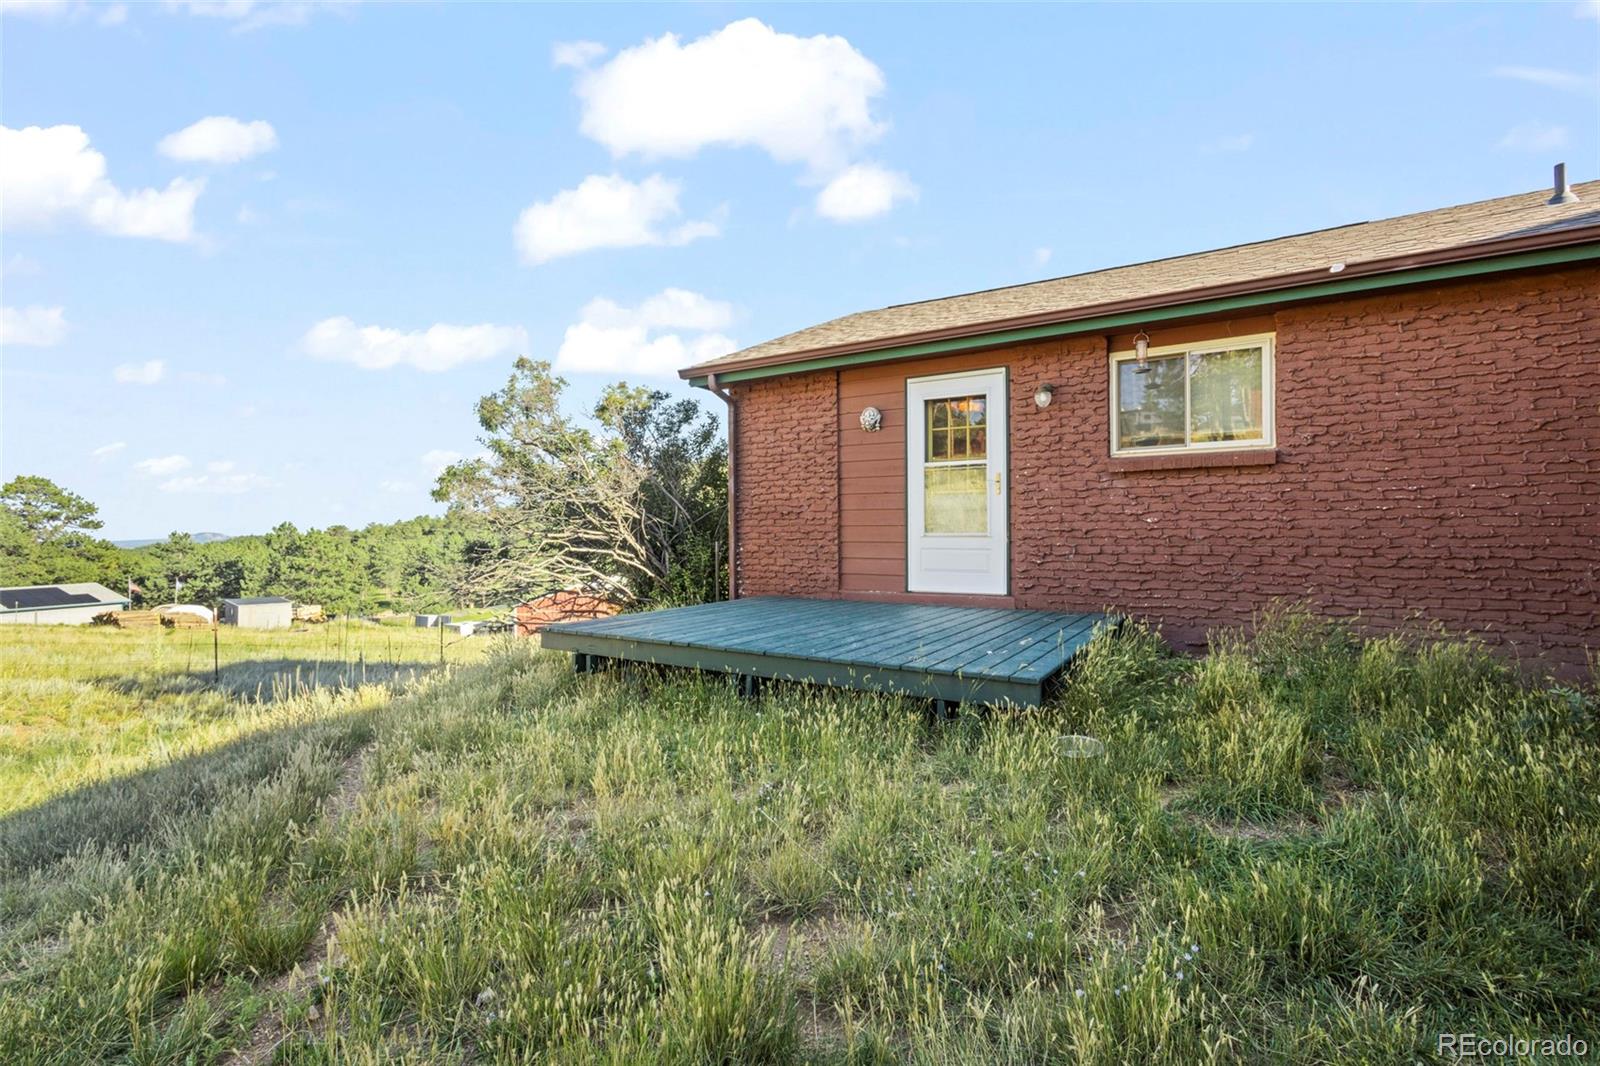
968;426;987;458
1189;347;1265;444
930;427;948;460
931;401;949;429
924;465;987;534
1117;355;1186;449
968;398;986;426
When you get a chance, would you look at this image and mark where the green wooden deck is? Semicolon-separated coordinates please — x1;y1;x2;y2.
539;596;1114;706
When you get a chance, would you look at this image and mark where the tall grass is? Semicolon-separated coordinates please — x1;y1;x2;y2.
0;609;1595;1063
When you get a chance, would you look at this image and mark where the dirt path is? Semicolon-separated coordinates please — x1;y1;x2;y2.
222;742;373;1066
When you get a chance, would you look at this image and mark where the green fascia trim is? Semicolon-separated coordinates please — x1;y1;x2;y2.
693;242;1600;386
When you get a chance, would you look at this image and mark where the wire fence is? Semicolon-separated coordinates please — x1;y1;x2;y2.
0;619;510;700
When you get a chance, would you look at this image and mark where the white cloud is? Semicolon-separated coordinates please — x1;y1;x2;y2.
303;316;526;372
2;0;126;20
91;441;126;459
513;173;718;265
0;0;73;18
158;116;278;164
552;39;606;69
159;470;272;494
1201;132;1256;153
3;253;42;277
555;288;736;378
1;305;67;346
574;19;887;176
420;449;462;477
135;454;191;476
1492;66;1595;93
379;478;414;493
815;163;918;222
205;460;235;473
164;1;353;31
1497;122;1570;151
1;124;203;242
114;359;166;384
1032;247;1053;268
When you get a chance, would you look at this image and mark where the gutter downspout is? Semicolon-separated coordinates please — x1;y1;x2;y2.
705;372;738;601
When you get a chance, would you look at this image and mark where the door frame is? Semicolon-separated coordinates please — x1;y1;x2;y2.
904;366;1010;596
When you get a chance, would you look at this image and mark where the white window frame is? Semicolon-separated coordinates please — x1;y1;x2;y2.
1108;332;1275;456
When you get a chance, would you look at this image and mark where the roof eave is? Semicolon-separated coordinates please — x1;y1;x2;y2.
683;223;1600;386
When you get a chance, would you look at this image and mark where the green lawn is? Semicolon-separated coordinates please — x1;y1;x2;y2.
0;611;1595;1063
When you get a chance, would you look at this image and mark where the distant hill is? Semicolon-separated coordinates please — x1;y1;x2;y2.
112;532;235;549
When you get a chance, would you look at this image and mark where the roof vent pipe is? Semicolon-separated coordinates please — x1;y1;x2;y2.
1549;162;1579;205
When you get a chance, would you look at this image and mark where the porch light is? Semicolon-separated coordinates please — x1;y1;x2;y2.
1033;383;1054;408
1133;331;1152;374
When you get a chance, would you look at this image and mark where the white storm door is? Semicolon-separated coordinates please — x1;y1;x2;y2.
906;369;1008;595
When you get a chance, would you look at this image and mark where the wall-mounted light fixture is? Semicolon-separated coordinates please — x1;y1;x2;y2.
860;406;883;432
1033;383;1055;408
1133;330;1152;374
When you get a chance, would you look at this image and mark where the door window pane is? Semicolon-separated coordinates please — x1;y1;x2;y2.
1189;347;1265;444
1116;355;1186;449
926;396;988;461
924;465;988;534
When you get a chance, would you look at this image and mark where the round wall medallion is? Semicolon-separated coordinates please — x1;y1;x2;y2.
860;406;883;432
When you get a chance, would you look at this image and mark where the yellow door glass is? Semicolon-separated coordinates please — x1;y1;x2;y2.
923;395;988;535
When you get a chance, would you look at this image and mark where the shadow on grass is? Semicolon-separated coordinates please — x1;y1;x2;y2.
92;657;439;704
0;705;376;877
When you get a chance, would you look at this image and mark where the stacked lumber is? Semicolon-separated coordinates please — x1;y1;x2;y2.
162;612;210;629
514;592;621;636
293;603;327;623
99;610;163;628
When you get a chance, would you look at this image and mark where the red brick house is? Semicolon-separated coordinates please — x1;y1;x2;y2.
681;175;1600;675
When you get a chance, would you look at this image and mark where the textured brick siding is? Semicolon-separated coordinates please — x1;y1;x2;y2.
734;267;1600;673
732;371;839;596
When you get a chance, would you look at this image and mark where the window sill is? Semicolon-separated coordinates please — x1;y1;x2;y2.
1107;447;1278;473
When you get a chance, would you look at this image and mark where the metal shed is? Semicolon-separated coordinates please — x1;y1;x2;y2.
0;583;130;625
220;596;294;629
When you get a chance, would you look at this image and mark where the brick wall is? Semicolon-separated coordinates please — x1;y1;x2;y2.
731;266;1600;673
731;371;839;597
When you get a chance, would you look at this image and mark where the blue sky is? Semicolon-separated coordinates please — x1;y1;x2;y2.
2;1;1596;540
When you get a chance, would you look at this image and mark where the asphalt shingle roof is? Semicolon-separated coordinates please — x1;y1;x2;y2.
685;180;1600;375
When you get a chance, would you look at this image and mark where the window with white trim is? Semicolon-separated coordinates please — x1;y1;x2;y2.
1111;334;1274;454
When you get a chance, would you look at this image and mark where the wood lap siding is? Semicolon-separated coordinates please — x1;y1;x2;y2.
839;368;908;593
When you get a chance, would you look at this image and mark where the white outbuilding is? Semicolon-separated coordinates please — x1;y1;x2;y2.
220;596;293;629
0;583;130;625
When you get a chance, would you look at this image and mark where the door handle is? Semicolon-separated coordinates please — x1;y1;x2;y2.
994;472;1002;495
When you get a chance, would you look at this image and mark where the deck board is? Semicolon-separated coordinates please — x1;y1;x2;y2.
540;596;1113;706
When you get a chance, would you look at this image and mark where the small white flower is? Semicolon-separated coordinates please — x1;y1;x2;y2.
1074;988;1085;999
1175;970;1185;981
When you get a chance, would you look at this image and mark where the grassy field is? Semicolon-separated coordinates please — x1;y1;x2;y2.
0;611;1596;1063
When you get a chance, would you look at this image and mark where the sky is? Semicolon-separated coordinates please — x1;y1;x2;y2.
2;2;1596;541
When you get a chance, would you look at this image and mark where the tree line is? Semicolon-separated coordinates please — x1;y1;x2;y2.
2;360;729;616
